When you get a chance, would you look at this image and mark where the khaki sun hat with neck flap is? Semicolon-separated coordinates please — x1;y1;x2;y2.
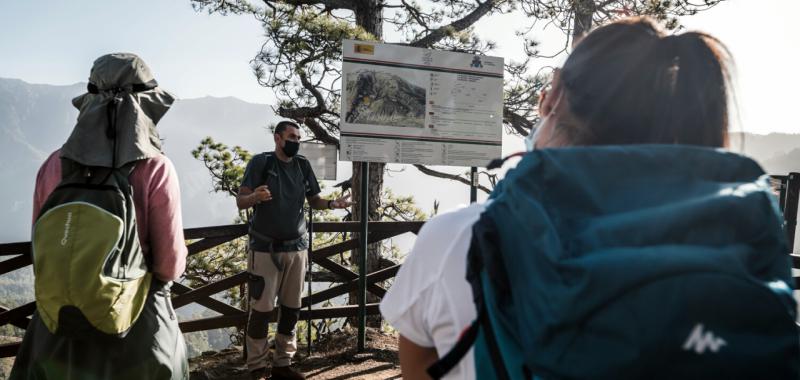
61;53;176;168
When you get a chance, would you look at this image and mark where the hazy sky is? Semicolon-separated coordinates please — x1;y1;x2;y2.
1;0;797;135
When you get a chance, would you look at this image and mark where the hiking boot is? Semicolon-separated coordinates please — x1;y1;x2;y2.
250;367;268;380
271;365;305;380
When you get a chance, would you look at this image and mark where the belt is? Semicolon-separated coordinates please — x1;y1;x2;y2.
249;228;305;271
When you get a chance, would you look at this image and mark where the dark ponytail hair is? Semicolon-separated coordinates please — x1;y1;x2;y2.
558;17;733;147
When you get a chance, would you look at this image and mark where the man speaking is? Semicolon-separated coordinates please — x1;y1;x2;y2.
237;121;352;380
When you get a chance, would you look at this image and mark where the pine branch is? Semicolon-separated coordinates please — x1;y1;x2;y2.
277;56;340;144
413;164;492;194
503;106;533;136
263;0;356;10
409;0;501;48
303;117;340;145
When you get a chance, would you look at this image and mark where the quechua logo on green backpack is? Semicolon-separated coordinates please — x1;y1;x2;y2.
32;159;151;338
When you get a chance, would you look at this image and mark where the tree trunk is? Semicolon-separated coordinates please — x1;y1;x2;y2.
350;0;385;327
355;0;383;39
572;0;596;46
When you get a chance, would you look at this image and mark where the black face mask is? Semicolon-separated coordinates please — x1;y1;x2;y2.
282;140;300;157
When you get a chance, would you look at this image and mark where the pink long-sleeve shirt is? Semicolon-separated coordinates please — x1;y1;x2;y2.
32;150;187;282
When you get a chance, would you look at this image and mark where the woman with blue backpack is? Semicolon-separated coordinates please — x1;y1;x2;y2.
381;16;799;379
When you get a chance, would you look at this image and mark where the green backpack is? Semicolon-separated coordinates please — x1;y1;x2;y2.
32;159;151;338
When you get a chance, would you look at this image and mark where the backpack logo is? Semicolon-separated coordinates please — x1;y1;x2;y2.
682;323;726;354
60;211;73;246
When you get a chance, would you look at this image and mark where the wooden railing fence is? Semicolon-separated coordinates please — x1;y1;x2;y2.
0;172;798;359
0;220;424;357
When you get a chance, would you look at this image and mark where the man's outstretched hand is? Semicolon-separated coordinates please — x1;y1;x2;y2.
330;194;353;209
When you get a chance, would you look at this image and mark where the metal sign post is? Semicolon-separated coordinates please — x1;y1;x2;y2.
470;167;478;203
301;142;337;356
358;161;369;352
307;206;313;356
785;172;799;251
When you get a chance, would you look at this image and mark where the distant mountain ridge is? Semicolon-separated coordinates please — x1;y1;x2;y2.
0;77;798;243
0;77;280;242
730;132;800;174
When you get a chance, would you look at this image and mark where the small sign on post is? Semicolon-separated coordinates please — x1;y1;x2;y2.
300;142;338;181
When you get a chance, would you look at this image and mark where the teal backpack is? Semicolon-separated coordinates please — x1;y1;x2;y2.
429;145;800;379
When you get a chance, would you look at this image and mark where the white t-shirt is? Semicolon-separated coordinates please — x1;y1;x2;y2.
380;202;487;380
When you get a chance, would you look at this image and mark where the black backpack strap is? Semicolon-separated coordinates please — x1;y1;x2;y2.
58;158;109;186
427;318;481;379
59;157;86;180
480;300;512;380
263;152;277;179
468;215;513;380
427;213;501;379
263;152;311;177
118;161;138;178
430;211;514;380
427;300;513;380
297;155;311;179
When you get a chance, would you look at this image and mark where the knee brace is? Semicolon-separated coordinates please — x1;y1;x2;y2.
247;309;271;339
277;304;300;336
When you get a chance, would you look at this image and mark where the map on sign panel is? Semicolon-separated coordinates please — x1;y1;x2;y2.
339;40;504;168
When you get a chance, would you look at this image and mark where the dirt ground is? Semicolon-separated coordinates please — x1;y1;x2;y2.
189;328;401;380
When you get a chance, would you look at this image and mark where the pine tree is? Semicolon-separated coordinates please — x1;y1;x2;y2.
188;0;725;317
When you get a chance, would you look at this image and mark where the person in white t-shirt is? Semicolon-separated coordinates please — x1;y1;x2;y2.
381;202;487;379
381;16;736;379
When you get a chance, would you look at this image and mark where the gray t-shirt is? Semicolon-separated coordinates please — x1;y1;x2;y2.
241;152;321;251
